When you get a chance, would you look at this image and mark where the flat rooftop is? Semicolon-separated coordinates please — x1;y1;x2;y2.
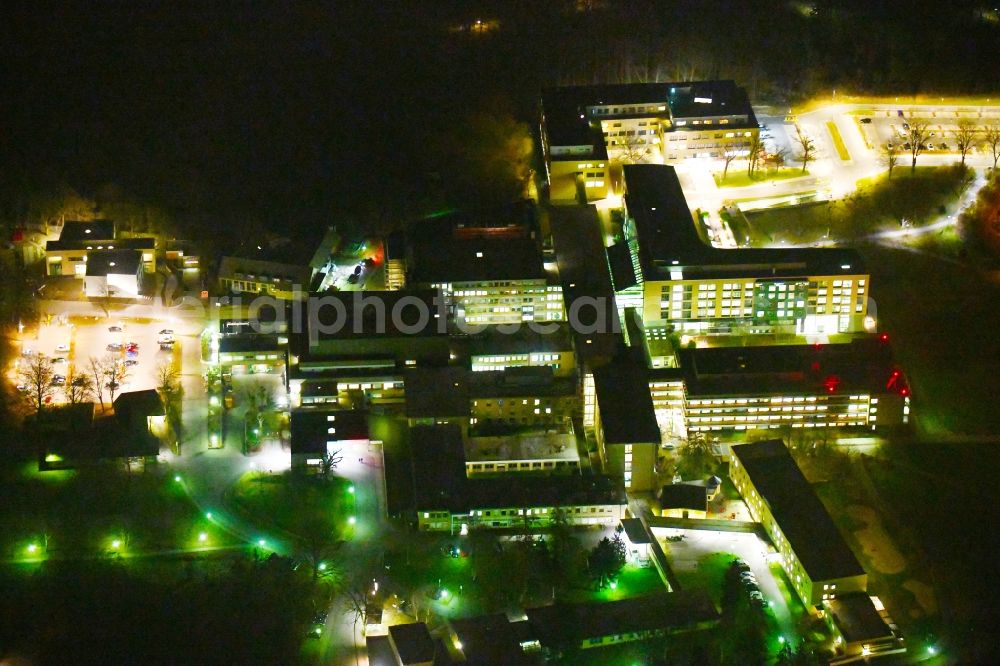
409;235;546;284
827;593;894;644
404;367;470;418
398;425;625;515
732;439;865;582
290;409;369;455
622;164;865;282
593;349;660;445
292;289;444;341
526;590;718;648
58;219;115;241
465;432;579;464
217;256;311;288
46;236;154;251
85;249;142;276
666;337;906;397
450;615;538;665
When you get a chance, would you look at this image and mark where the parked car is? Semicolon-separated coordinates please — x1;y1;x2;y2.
71;377;88;387
55;344;70;353
107;343;123;352
108;325;123;332
51;375;66;386
860;117;872;124
125;359;138;367
50;356;67;364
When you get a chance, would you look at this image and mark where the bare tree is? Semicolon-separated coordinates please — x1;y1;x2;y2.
983;123;1000;171
611;132;654;165
794;126;816;174
63;371;94;405
720;148;740;180
953;120;978;168
103;354;130;403
18;354;54;412
87;356;107;409
880;141;900;179
906;120;931;171
746;129;768;177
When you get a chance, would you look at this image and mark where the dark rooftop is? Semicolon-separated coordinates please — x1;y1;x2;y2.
459;321;574;358
46;236;154;251
409;236;546;284
468;366;576;399
217;256;311;288
547;205;622;362
290;409;369;455
219;334;281;354
732;439;865;581
525;590;718;649
85;249;142;276
622;164;865;282
658;483;708;512
113;389;165;422
619;518;650;545
827;593;894;645
293;290;444;341
592;349;660;445
58;220;115;241
449;614;538;665
397;425;625;515
404;367;470;419
669;337;906;397
410;200;538;242
666;80;756;122
388;623;436;664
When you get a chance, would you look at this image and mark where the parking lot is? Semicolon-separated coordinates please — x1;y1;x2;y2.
855;107;1000;153
19;316;180;404
653;527;798;636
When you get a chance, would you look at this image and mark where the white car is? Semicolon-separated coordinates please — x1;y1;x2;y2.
55;344;70;353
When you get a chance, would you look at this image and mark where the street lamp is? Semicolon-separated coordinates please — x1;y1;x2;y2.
348;485;356;494
348;516;356;525
26;543;38;554
111;539;122;549
174;475;182;482
198;532;208;543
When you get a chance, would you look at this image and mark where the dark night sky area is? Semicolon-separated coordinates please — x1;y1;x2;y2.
2;1;998;243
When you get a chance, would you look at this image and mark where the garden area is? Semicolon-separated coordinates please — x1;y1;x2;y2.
0;459;238;562
714;167;808;188
227;470;355;545
745;165;974;245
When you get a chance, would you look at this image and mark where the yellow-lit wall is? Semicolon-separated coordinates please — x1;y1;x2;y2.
641;274;870;334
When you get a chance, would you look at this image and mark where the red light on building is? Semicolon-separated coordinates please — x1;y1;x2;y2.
900;387;910;397
879;333;890;342
823;375;841;393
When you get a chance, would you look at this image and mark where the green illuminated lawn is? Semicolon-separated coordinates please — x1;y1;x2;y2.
0;462;238;562
714;168;808;188
745;165;969;245
228;471;355;543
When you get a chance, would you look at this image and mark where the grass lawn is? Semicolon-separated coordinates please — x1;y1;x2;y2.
0;460;236;561
826;121;850;160
714;168;808;188
228;471;354;543
745;166;970;245
672;551;738;605
565;563;665;604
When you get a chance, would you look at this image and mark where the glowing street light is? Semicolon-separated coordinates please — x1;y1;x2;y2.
257;539;266;547
927;645;938;656
609;580;618;590
111;539;122;549
778;636;786;645
205;512;213;520
318;562;327;571
348;516;356;525
348;485;356;494
26;543;38;554
198;532;208;543
174;475;182;482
